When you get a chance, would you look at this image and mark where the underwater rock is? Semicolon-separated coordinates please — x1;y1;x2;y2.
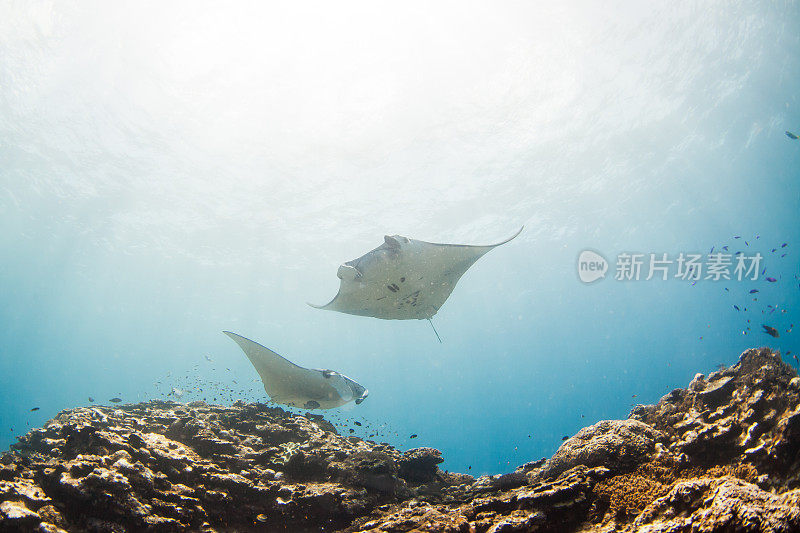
533;419;666;482
631;476;800;531
1;347;798;532
0;401;457;531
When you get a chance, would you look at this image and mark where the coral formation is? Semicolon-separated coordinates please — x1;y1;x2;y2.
1;347;798;532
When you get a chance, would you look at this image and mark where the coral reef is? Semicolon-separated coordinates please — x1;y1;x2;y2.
1;347;799;532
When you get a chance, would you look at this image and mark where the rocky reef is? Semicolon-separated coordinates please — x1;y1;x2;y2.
1;347;799;532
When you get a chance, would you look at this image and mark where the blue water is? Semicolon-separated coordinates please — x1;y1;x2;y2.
1;2;799;475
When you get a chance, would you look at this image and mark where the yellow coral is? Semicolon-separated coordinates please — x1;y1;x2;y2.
593;458;758;523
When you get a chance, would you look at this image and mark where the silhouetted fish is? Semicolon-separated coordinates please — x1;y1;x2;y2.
109;398;122;403
354;421;362;426
561;436;569;441
30;407;39;412
410;434;418;439
734;305;740;311
786;131;799;139
749;289;759;294
88;397;94;402
782;243;788;247
766;277;777;282
762;325;779;338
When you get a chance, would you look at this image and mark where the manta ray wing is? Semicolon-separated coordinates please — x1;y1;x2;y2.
311;226;522;320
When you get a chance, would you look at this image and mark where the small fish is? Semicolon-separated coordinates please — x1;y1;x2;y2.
256;514;269;523
734;305;740;311
349;428;354;434
745;241;749;246
468;465;472;470
781;253;786;258
109;397;123;403
561;435;569;441
761;267;766;275
761;325;780;338
30;407;39;412
722;246;729;251
88;397;94;403
794;355;799;364
709;246;715;254
771;248;777;252
354;421;362;426
205;355;213;362
632;394;637;398
409;434;418;439
766;277;777;282
750;289;759;294
734;236;741;239
782;243;788;248
786;131;799;140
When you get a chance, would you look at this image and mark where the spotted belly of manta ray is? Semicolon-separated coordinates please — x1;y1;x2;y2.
310;227;523;321
223;331;368;409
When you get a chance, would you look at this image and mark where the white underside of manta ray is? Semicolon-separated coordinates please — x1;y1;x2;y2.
223;331;368;410
310;226;523;320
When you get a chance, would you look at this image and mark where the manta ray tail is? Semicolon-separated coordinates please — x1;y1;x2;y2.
428;319;443;343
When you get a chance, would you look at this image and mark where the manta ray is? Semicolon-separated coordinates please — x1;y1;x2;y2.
310;227;523;338
223;331;368;409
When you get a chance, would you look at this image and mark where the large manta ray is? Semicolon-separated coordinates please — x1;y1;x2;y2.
310;227;523;325
223;331;368;409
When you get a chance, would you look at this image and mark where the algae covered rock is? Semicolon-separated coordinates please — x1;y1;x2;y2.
535;419;665;481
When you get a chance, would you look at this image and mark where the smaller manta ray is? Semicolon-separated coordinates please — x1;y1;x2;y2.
311;227;523;323
223;331;368;410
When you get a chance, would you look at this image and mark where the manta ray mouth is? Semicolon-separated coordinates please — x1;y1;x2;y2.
354;388;369;404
